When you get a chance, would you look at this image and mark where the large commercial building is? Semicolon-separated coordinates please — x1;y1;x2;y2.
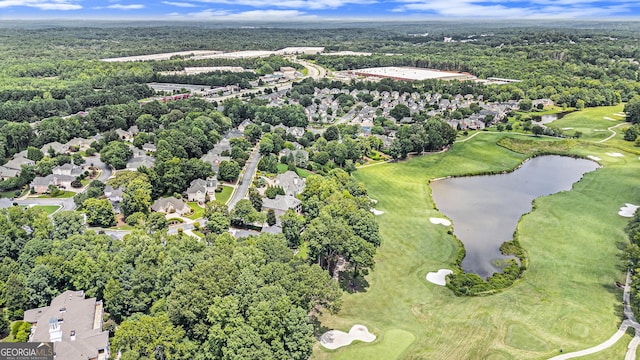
352;67;476;81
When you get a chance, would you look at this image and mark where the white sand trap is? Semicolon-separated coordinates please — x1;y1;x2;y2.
614;113;626;117
619;204;639;217
604;117;616;121
561;127;574;130
371;209;384;215
320;325;376;350
606;152;624;157
426;269;453;286
370;198;378;204
587;155;601;161
593;129;606;132
430;217;451;226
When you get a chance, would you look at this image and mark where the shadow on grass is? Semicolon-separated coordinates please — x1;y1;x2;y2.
601;282;625;322
338;271;370;294
310;317;331;339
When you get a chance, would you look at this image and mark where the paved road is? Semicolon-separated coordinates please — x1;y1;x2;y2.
549;271;640;360
227;146;261;209
292;58;325;80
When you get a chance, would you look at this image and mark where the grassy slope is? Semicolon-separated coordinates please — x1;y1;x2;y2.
313;126;640;359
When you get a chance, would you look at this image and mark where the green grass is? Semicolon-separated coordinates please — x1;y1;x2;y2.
312;126;639;359
193;230;205;238
0;189;22;198
296;167;311;178
185;202;205;220
31;205;61;215
579;332;633;360
38;190;75;198
547;104;625;141
216;185;233;205
318;328;416;360
277;163;289;174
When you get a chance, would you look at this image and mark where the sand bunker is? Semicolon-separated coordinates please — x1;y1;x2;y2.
320;325;376;350
606;152;624;157
369;198;378;204
604;117;616;121
587;155;602;161
561;127;574;130
593;129;606;132
619;204;639;217
371;209;384;215
430;217;451;226
426;269;453;286
614;113;626;117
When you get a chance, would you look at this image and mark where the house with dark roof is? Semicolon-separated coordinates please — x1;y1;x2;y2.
23;290;110;360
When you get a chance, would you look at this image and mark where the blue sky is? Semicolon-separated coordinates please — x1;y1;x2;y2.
1;0;639;21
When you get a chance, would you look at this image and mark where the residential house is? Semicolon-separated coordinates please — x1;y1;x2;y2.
115;128;133;142
142;143;157;153
262;195;302;216
3;157;35;172
0;166;19;181
185;178;218;204
274;171;305;196
279;149;308;168
40;142;67;156
126;156;155;170
23;290;110;360
151;196;189;215
104;186;123;213
30;174;76;194
53;163;83;177
237;119;254;132
200;152;231;173
65;138;92;152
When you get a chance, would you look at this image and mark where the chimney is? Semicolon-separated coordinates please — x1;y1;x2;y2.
70;330;76;341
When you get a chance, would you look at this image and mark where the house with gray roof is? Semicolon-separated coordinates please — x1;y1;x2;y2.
0;166;19;180
40;142;68;156
200;152;231;173
30;174;75;194
65;137;92;152
185;178;217;204
126;156;155;170
53;163;83;177
4;156;35;171
23;290;110;360
262;195;302;216
274;171;305;196
151;196;189;215
142;143;157;152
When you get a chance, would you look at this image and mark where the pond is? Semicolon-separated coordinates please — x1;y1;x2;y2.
532;111;570;125
430;156;599;278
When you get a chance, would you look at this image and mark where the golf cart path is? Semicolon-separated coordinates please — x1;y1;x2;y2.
549;271;640;359
598;122;627;143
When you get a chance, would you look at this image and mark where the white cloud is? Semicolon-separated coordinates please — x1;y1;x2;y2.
182;8;318;20
0;0;81;10
392;0;634;18
162;1;199;7
191;0;376;10
107;3;145;9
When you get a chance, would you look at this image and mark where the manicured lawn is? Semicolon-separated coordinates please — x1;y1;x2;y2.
216;185;234;205
296;167;312;178
312;127;639;359
31;205;61;215
185;202;205;220
193;230;205;238
547;104;625;141
38;191;75;198
0;189;23;198
277;163;289;174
